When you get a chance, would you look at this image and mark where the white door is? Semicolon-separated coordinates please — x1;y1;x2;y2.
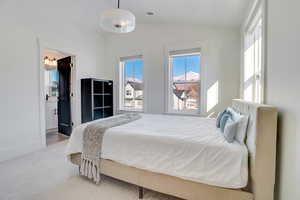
45;96;58;130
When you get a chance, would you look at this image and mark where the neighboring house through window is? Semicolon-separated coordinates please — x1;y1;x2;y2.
119;55;144;111
167;48;201;114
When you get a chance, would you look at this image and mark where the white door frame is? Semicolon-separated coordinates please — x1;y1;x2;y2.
37;38;77;147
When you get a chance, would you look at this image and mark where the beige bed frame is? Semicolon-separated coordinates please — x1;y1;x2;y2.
70;99;278;200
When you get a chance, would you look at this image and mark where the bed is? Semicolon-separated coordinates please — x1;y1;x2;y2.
66;99;278;200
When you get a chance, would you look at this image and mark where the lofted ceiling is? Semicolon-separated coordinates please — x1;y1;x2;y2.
2;0;254;32
102;0;254;28
45;0;254;31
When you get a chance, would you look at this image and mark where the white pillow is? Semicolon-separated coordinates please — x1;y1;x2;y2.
227;107;249;143
223;118;239;143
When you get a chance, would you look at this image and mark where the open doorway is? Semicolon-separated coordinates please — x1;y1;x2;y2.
43;48;74;146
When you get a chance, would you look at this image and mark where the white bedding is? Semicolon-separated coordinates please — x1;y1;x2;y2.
66;114;248;189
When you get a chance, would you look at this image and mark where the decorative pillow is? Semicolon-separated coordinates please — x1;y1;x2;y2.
226;107;249;143
219;113;232;132
223;118;239;143
216;110;227;128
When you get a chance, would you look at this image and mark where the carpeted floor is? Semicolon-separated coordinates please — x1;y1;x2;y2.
0;141;180;200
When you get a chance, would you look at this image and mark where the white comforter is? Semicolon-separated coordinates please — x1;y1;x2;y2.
66;114;248;188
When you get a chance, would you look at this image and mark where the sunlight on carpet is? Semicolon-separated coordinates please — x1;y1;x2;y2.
0;141;180;200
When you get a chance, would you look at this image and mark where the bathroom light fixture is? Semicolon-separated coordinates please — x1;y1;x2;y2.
99;0;135;33
44;56;57;66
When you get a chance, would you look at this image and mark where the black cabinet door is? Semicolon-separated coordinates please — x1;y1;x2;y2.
57;56;72;136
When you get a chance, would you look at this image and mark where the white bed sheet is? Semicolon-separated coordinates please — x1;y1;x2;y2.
66;114;248;189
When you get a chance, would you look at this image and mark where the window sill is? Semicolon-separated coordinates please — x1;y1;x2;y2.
118;109;144;114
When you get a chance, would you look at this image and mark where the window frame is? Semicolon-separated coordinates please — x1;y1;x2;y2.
118;55;144;112
166;49;202;115
241;0;265;103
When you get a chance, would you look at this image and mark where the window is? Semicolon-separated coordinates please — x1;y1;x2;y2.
45;69;58;97
126;90;132;96
168;49;201;114
243;14;263;103
119;56;144;111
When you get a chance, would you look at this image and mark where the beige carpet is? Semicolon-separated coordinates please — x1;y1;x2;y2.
0;141;180;200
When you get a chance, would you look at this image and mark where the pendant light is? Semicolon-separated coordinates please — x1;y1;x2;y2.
99;0;135;33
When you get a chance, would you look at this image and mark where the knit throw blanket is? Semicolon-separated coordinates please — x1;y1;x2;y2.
80;113;141;183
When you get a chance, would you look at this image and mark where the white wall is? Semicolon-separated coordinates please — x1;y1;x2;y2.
0;0;105;162
266;1;300;200
103;23;241;115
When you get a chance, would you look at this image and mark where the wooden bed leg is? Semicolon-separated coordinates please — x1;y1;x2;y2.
138;186;144;199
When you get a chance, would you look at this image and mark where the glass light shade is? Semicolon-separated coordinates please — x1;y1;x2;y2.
100;8;135;33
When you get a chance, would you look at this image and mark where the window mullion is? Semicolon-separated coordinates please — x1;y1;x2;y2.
253;32;256;102
133;63;135;105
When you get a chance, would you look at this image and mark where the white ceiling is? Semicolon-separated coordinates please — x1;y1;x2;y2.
4;0;254;32
46;0;254;31
102;0;254;28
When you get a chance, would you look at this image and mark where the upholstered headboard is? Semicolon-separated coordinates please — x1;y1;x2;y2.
231;99;278;200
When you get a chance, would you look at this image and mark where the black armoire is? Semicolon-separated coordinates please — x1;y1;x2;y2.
81;78;113;123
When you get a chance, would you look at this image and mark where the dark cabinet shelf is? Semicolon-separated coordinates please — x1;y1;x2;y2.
93;93;112;96
81;78;113;123
94;106;111;110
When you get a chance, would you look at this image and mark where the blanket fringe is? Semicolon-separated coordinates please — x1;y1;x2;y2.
80;113;141;184
80;154;101;184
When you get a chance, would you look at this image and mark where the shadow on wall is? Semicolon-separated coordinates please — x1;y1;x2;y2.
274;112;283;200
274;111;300;200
